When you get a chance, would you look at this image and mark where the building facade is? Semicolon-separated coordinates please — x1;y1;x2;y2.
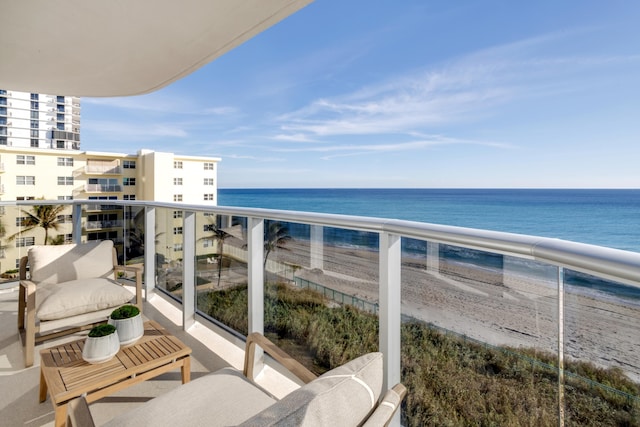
0;90;221;275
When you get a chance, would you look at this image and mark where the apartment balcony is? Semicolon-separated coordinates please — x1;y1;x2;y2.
0;199;639;426
85;219;125;230
84;163;122;175
85;203;121;212
84;184;123;193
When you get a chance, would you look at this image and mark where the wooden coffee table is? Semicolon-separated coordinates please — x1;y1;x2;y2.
39;320;192;427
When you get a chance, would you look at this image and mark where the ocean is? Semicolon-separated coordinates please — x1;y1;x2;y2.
219;189;640;304
218;188;640;253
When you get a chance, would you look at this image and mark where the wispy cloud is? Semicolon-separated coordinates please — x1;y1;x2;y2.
273;29;639;145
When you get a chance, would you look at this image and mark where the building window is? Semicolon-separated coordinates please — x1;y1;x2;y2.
30;120;39;129
63;234;73;243
56;215;73;223
17;176;35;185
57;157;73;166
173;194;183;202
174;161;183;169
173;227;183;235
204;194;214;201
31;130;39;138
57;122;65;130
173;211;183;219
173;178;183;185
57;105;65;113
17;155;36;165
57;113;65;121
203;224;215;232
30;93;39;100
30;110;39;119
56;140;65;148
56;95;65;103
30;101;39;110
202;239;213;248
16;196;35;201
16;237;35;247
57;176;74;185
0;136;7;145
57;195;73;200
204;178;214;185
123;195;136;200
204;162;214;170
30;139;39;147
123;177;136;186
123;160;136;169
173;244;183;252
15;216;27;226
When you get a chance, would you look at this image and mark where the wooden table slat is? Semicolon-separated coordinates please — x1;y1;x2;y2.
39;320;192;427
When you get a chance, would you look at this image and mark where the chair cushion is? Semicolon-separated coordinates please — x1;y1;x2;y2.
103;367;277;427
28;240;115;285
36;278;134;321
239;352;383;427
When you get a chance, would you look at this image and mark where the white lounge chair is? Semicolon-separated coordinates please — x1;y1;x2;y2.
18;240;143;367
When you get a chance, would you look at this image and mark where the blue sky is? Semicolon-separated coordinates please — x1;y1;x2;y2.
82;1;640;189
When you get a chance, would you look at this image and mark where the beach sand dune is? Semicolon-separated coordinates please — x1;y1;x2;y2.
268;240;640;382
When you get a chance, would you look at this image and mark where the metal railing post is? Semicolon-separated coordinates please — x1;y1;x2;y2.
248;217;264;335
143;206;156;299
72;203;82;244
379;232;402;427
310;225;324;270
182;210;196;330
558;267;565;426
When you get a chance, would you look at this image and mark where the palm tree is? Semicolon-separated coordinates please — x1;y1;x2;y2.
263;221;291;268
7;203;66;245
199;218;234;288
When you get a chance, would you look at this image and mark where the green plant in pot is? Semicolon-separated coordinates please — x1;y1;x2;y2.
109;304;144;346
83;324;120;364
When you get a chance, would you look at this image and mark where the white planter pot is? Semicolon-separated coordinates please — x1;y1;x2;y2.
109;313;144;346
82;331;120;364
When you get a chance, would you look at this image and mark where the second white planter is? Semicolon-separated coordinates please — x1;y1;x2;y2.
108;313;144;346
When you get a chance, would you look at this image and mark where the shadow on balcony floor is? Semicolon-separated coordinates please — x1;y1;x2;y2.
0;284;230;427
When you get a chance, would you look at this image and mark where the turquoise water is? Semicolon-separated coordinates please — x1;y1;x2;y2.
219;188;640;253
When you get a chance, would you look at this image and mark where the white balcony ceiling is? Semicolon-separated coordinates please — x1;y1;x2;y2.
0;0;312;97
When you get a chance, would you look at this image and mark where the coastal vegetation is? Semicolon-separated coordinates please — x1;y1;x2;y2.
198;282;640;427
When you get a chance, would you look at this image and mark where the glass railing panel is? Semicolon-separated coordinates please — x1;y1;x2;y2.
0;203;26;280
400;239;560;426
195;213;249;335
154;207;183;300
562;270;640;426
265;222;380;376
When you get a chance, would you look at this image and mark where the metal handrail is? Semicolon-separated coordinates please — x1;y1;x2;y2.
2;198;639;287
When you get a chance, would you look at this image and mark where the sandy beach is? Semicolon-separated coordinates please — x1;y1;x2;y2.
264;239;640;383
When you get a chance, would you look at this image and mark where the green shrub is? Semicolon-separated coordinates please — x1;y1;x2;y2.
88;324;116;337
110;305;140;320
201;283;640;426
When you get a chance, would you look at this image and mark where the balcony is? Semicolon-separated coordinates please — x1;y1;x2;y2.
85;219;125;230
0;199;639;426
84;184;123;193
84;163;122;175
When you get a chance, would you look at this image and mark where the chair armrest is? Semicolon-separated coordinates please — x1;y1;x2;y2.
361;383;407;427
243;332;317;384
114;264;143;312
20;279;37;295
67;396;96;427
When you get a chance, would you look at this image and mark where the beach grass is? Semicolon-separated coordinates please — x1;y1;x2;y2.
197;282;640;426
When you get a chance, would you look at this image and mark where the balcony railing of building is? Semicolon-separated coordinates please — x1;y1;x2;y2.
84;163;122;175
84;184;122;193
85;219;124;230
2;199;639;426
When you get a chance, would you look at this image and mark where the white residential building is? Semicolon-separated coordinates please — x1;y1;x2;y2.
0;90;221;274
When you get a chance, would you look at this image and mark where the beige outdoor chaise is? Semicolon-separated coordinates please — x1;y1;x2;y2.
67;332;407;427
18;240;142;367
